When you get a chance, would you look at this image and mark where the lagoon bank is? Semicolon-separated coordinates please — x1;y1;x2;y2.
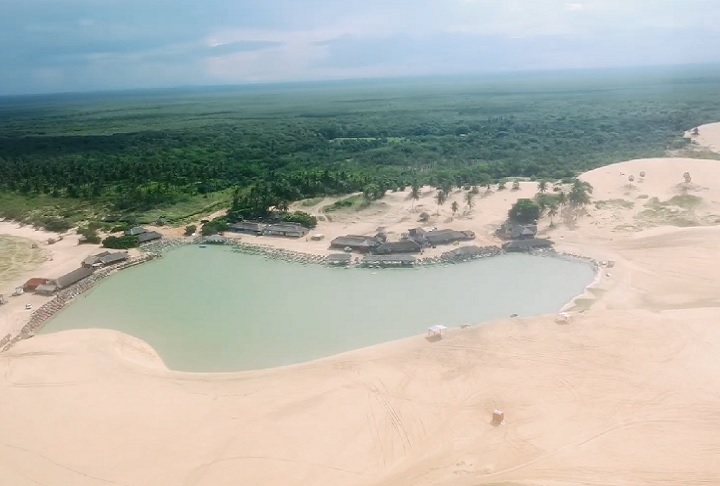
44;245;595;372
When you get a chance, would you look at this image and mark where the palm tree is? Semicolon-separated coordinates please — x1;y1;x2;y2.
683;171;692;183
568;179;593;208
557;190;567;207
497;181;507;191
484;182;492;194
537;180;548;194
410;182;421;210
435;190;447;215
276;200;290;213
465;191;475;212
511;180;520;191
547;204;558;227
451;201;459;218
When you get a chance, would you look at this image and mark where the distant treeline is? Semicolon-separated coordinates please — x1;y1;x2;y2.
1;71;719;215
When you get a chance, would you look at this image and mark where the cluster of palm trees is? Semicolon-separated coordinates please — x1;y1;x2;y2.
408;182;477;219
535;178;593;226
406;176;593;225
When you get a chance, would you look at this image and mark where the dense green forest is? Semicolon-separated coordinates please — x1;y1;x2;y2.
1;66;720;227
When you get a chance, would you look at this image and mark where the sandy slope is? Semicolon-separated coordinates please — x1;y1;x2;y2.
2;157;720;485
686;121;720;153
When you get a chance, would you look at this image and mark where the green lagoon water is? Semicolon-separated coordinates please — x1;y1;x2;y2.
45;246;595;372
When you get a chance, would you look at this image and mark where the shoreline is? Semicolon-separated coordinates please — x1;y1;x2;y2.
16;236;601;365
2;227;603;356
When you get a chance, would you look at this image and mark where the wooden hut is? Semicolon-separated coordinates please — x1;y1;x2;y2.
23;278;50;292
263;223;309;238
329;235;380;253
372;240;423;255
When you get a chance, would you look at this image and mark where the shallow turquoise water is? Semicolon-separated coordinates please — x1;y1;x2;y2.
44;246;595;371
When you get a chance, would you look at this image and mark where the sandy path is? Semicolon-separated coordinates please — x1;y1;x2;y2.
2;155;720;485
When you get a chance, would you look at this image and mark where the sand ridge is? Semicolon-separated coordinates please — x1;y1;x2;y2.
2;156;720;485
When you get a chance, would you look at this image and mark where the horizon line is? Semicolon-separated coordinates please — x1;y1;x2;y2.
2;61;719;100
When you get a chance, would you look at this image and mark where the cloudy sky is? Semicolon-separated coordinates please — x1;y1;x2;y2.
2;0;719;95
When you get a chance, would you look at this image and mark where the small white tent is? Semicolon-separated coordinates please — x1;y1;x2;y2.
427;325;447;338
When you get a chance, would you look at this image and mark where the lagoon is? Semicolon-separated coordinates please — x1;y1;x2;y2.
45;246;595;372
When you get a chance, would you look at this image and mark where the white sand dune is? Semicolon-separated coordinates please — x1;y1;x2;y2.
686;121;720;153
2;156;720;485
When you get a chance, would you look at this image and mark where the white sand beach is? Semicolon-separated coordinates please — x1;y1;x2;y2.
0;222;103;338
2;155;720;485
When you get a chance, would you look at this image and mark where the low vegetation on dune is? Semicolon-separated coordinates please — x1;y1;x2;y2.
1;68;720;229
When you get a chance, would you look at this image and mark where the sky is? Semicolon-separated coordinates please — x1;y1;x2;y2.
1;0;720;95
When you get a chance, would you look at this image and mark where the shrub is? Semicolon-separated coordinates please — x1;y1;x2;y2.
102;235;139;249
280;211;317;228
42;217;74;233
201;218;229;236
77;227;102;244
508;198;541;224
110;222;131;233
184;225;197;236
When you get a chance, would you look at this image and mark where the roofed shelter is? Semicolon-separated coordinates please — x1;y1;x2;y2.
82;251;111;267
373;240;422;255
125;226;147;236
23;278;50;292
37;266;95;295
228;222;265;235
326;254;352;266
330;235;380;253
263;223;309;238
361;254;416;267
98;252;128;266
137;231;162;244
424;229;475;246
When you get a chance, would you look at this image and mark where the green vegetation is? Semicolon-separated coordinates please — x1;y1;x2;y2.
102;235;139;249
666;194;702;208
77;225;102;244
201;218;229;236
509;199;541;224
323;195;363;212
279;211;317;229
184;225;197;236
2;67;719;226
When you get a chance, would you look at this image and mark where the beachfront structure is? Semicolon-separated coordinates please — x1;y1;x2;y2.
496;222;538;240
83;251;128;267
82;251;111;267
23;278;50;292
228;222;265;235
329;235;381;253
263;223;309;238
361;254;416;267
425;229;475;246
137;231;162;244
326;254;352;266
125;226;147;236
36;266;95;295
408;228;475;247
98;252;129;266
372;240;423;255
502;238;553;252
427;324;447;338
443;246;487;259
